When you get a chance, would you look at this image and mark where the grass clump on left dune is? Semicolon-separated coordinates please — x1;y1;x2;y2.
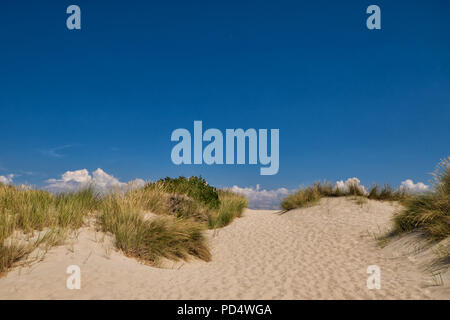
98;193;211;264
0;176;248;274
96;178;247;264
0;185;99;275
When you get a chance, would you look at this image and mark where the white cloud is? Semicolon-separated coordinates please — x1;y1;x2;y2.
0;174;14;185
230;185;291;210
399;179;429;193
335;177;368;195
92;168;126;189
127;178;147;189
45;168;146;193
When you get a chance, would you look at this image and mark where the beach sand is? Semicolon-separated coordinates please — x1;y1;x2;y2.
0;197;448;299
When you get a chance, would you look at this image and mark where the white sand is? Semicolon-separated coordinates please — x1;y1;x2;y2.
0;197;448;299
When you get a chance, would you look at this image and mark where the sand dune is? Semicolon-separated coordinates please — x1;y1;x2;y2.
0;198;448;299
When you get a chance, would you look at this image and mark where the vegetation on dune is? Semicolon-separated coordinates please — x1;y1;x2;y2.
281;178;414;211
0;176;248;273
393;158;450;242
208;190;248;229
280;184;322;211
145;176;220;209
98;194;210;264
0;185;99;274
280;180;369;210
280;158;449;263
95;179;246;265
368;184;406;201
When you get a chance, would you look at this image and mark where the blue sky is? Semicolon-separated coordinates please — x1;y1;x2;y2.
0;1;449;206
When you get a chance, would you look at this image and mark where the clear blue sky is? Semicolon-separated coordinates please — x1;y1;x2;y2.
0;0;449;190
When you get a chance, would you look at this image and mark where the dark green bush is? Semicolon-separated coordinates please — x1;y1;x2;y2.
145;176;220;209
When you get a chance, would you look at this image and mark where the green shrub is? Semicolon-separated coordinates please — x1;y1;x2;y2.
145;176;220;209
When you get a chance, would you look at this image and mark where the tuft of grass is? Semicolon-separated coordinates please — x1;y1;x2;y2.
0;185;99;275
281;184;322;210
1;176;247;274
368;184;406;201
98;194;211;264
392;158;449;254
208;190;248;228
280;180;368;210
393;194;449;241
281;179;409;211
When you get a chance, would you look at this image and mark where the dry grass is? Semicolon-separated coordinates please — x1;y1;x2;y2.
281;184;322;210
281;179;410;211
208;190;248;228
97;193;211;265
0;185;99;275
368;184;406;201
0;177;248;274
281;180;369;210
393;158;450;242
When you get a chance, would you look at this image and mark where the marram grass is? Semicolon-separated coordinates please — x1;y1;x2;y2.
393;158;450;241
0;177;248;274
0;185;99;275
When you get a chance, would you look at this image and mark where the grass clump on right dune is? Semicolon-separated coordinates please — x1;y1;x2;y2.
368;184;406;201
280;184;322;210
281;177;412;211
393;158;450;241
280;180;366;210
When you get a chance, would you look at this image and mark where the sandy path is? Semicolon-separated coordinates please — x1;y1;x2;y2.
0;198;447;299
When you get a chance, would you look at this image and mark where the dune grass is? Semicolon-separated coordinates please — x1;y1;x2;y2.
393;158;450;241
281;177;412;211
208;190;248;228
368;184;406;201
280;180;370;210
0;176;247;274
96;182;246;265
0;185;99;275
97;193;211;264
281;184;322;210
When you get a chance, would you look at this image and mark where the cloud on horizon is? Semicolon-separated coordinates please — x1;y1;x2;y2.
399;179;430;193
230;177;430;209
5;169;431;208
0;174;14;185
335;177;368;195
229;185;292;210
45;168;146;192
